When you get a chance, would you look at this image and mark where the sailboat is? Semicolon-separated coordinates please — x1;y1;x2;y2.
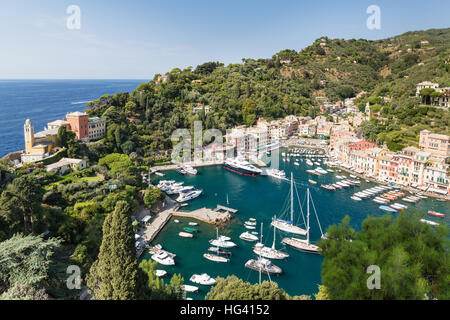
253;221;289;260
282;188;323;254
209;228;237;248
271;172;307;236
245;223;283;276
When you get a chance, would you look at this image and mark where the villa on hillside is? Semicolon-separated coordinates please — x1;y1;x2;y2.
416;81;450;109
45;158;87;174
21;112;106;163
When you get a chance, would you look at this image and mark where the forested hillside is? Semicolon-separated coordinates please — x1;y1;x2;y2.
84;28;450;159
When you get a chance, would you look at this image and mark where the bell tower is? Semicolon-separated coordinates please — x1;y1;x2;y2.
24;119;35;154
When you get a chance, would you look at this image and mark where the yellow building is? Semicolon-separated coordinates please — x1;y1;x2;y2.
21;119;58;163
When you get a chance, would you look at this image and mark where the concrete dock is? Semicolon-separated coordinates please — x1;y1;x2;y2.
173;207;232;225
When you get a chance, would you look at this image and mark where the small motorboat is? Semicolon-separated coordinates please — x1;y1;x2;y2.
155;270;167;277
181;284;199;292
239;232;259;242
184;227;198;233
190;273;216;286
428;211;445;218
174;220;180;223
379;205;398;213
188;222;198;226
179;232;194;238
420;219;439;226
351;196;362;201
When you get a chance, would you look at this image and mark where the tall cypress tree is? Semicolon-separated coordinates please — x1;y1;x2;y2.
87;201;138;300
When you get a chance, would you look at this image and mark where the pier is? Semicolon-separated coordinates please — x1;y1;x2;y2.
215;205;238;214
173;207;232;225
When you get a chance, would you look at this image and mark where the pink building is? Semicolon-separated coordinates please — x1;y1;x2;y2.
419;130;450;157
347;140;375;152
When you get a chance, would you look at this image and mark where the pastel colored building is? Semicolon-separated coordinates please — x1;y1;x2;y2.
21;119;59;163
66;111;89;142
419;130;450;157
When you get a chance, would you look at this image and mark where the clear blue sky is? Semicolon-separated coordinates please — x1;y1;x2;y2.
0;0;448;79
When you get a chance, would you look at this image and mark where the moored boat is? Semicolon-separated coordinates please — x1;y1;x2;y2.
190;273;216;285
239;232;259;242
179;232;194;238
245;258;283;275
428;211;445;218
203;253;229;263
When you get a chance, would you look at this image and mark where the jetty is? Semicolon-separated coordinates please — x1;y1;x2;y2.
173;207;232;225
215;205;238;214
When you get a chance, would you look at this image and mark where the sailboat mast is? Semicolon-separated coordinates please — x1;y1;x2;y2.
290;172;294;223
272;219;276;250
259;222;262;285
306;189;310;244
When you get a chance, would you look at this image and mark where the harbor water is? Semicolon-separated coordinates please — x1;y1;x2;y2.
142;152;449;300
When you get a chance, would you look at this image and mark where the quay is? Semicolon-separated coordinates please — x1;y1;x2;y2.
150;160;224;172
173;207;233;225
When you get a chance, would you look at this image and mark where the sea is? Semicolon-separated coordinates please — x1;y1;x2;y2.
0;80;447;300
0;79;146;157
143;156;449;300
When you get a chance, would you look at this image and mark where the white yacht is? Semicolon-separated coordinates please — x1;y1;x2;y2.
182;164;198;175
181;284;199;292
176;189;202;202
266;168;287;180
190;273;216;285
155;270;167;277
239;232;259;242
151;250;175;266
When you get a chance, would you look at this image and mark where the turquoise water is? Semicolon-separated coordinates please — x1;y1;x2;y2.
141;152;449;299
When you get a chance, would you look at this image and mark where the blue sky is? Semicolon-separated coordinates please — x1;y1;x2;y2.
0;0;449;79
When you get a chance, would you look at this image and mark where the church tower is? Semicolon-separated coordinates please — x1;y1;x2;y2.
24;119;35;154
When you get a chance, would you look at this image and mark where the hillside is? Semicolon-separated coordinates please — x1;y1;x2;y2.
84;28;450;160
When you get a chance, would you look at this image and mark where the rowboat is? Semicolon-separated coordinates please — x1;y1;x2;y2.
351;196;362;201
309;179;318;185
184;227;198;233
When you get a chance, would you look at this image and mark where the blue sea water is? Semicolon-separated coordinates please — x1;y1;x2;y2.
143;156;449;300
0;79;146;157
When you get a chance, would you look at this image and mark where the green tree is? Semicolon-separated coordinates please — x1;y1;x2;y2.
0;234;61;299
87;201;138;300
143;187;162;209
0;175;45;234
319;211;449;300
206;275;311;300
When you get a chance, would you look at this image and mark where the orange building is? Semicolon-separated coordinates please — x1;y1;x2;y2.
66;111;89;142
